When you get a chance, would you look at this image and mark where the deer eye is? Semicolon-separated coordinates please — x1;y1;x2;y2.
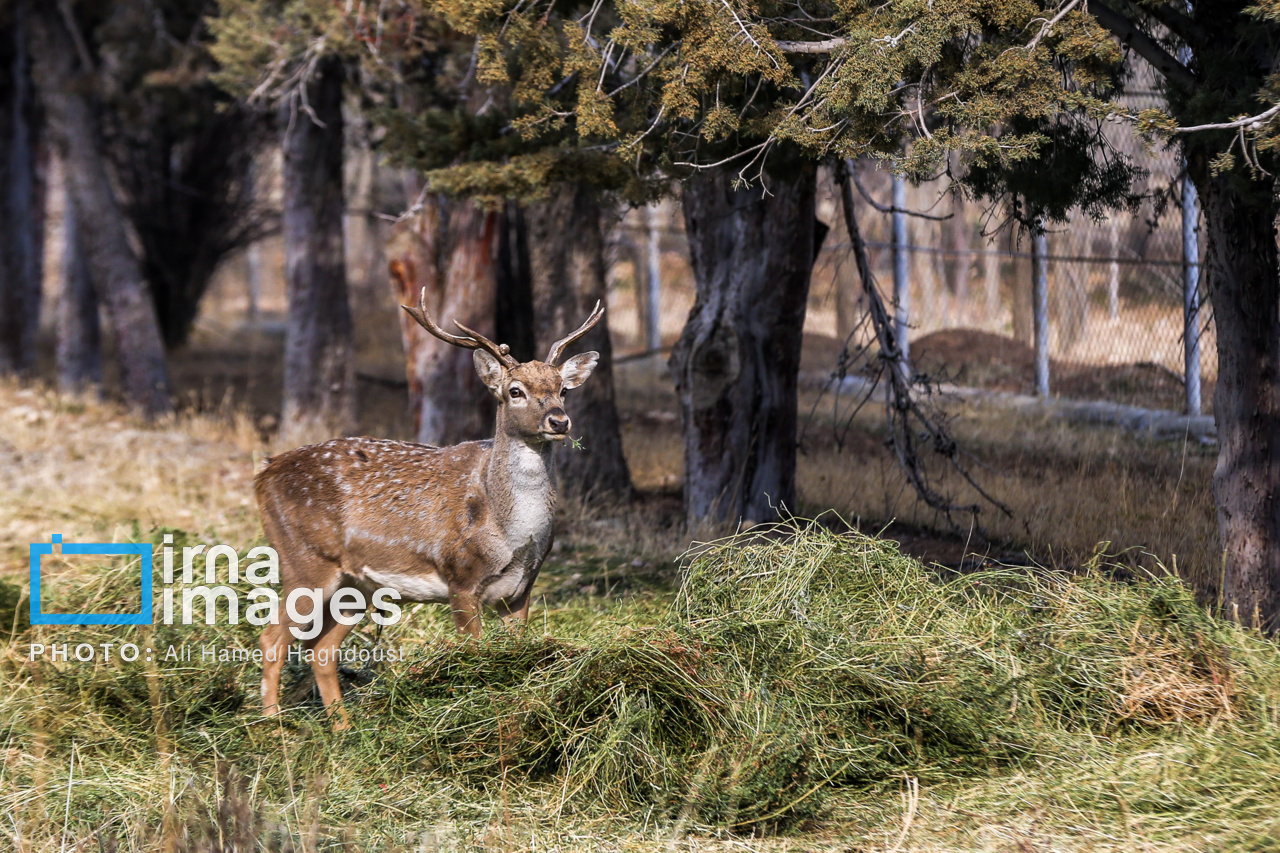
509;387;524;400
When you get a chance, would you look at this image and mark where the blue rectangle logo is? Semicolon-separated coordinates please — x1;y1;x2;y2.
29;535;153;625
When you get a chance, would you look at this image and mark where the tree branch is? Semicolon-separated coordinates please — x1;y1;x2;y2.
1172;101;1280;133
774;37;846;53
851;165;952;221
1023;0;1083;52
1139;2;1201;48
1086;0;1196;90
832;160;1013;528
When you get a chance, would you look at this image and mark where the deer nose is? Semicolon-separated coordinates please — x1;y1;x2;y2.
546;412;571;434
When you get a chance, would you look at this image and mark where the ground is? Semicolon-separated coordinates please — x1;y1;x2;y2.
908;329;1205;412
0;312;1245;850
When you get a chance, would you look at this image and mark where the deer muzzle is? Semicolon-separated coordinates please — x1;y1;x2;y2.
542;410;571;440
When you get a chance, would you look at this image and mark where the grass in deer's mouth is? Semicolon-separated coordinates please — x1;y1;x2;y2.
4;522;1280;850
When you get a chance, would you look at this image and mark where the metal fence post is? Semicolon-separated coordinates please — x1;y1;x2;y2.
1182;173;1202;415
1032;223;1050;397
644;204;663;353
892;174;910;367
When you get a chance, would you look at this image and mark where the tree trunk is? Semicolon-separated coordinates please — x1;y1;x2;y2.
947;189;969;305
57;194;101;392
27;4;170;415
1011;229;1035;345
982;231;1002;319
526;182;632;497
495;201;536;364
388;197;498;446
0;4;43;376
671;167;818;527
1193;165;1280;631
280;56;355;445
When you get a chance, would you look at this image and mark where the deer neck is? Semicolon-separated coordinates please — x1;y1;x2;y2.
485;428;556;544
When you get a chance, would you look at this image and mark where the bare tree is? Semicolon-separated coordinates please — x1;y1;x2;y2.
389;197;499;445
27;2;170;416
0;4;43;377
279;55;355;444
525;182;631;497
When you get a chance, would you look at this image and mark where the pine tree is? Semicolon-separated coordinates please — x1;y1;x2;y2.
403;0;1280;624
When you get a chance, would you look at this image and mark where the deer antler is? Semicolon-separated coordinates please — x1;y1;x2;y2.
402;287;518;368
546;301;605;365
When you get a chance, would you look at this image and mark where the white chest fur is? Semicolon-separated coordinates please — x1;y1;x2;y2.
359;566;451;603
502;442;554;552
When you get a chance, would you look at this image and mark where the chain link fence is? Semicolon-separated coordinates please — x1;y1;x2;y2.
611;104;1210;416
188;113;1209;419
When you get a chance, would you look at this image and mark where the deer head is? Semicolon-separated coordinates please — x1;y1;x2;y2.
403;289;604;444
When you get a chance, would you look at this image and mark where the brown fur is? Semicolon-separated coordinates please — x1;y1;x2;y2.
256;341;599;729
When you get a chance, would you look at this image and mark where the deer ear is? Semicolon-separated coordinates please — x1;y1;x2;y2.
559;352;599;389
473;350;507;397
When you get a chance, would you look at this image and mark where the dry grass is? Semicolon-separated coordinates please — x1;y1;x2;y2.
2;492;1278;851
608;358;1220;595
796;397;1218;574
0;336;1250;853
0;381;263;578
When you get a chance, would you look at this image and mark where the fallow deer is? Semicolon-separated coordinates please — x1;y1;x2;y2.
255;287;604;728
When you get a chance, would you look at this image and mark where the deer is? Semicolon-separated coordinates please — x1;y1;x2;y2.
254;284;604;729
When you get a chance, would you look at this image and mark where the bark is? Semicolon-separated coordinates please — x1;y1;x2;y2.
946;190;970;303
671;167;818;527
27;4;170;415
388;197;498;446
495;201;536;364
1192;163;1280;631
57;194;101;392
0;5;42;375
526;182;631;497
1011;228;1035;345
280;56;355;444
982;231;1002;317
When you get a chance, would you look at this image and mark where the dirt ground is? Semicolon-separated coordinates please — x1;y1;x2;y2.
800;327;1206;413
909;328;1208;411
15;300;1220;594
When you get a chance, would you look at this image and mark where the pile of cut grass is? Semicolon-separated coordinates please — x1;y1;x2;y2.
4;522;1279;849
358;523;1271;834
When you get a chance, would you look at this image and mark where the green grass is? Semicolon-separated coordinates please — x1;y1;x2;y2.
3;522;1279;850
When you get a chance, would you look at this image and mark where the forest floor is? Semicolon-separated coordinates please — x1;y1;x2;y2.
0;316;1240;851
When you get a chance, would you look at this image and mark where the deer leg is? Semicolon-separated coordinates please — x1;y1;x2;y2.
305;610;358;732
494;591;532;630
498;604;529;627
495;569;539;630
260;620;293;717
449;590;483;638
